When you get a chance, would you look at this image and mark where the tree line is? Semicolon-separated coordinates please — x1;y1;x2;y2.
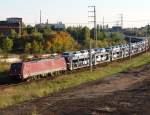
0;25;126;54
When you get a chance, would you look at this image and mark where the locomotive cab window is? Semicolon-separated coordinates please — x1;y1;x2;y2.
11;63;22;71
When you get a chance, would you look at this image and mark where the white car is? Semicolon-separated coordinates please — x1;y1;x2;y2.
72;51;82;59
113;53;118;58
101;56;107;61
99;48;106;53
96;56;101;62
88;49;95;54
83;60;89;65
112;46;120;52
81;50;89;57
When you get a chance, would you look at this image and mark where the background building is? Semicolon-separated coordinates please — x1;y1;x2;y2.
111;26;122;32
0;17;22;36
52;22;65;31
35;21;65;31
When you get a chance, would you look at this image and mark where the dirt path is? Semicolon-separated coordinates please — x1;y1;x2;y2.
1;63;150;115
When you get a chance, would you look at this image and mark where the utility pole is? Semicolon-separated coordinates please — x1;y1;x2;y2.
103;16;105;30
129;36;132;60
116;20;120;26
40;10;42;25
88;6;97;48
19;21;22;36
120;14;123;28
89;39;92;72
116;14;123;29
46;19;49;24
88;6;97;72
146;24;148;52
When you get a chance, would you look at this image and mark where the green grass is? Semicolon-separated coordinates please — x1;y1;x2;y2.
0;62;10;78
0;52;150;108
0;62;10;72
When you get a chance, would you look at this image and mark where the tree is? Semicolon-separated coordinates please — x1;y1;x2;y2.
43;27;52;41
44;41;52;53
109;32;126;45
0;32;4;38
32;40;43;54
111;32;124;43
2;37;13;52
50;32;78;53
81;27;91;48
66;26;83;43
9;29;17;39
0;48;3;54
32;31;43;41
25;42;32;53
22;30;29;39
27;25;35;34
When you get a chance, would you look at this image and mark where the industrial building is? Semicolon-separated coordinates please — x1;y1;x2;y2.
111;26;122;32
36;21;65;31
0;17;22;36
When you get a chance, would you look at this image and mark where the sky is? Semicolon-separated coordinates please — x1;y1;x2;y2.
0;0;150;28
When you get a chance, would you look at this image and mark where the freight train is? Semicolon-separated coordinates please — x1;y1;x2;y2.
9;36;149;80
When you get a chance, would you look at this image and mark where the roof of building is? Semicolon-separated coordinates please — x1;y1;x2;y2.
7;17;22;20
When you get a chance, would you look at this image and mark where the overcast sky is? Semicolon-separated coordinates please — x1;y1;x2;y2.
0;0;150;27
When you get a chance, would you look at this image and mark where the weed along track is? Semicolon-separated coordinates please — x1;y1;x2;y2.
1;57;150;115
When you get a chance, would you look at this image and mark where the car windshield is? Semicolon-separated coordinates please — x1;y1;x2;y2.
63;52;69;55
76;51;81;53
81;50;86;53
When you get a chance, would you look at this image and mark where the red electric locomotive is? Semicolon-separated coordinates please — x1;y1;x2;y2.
9;57;67;80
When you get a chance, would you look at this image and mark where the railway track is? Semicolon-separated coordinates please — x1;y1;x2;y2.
0;48;149;90
0;82;24;89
